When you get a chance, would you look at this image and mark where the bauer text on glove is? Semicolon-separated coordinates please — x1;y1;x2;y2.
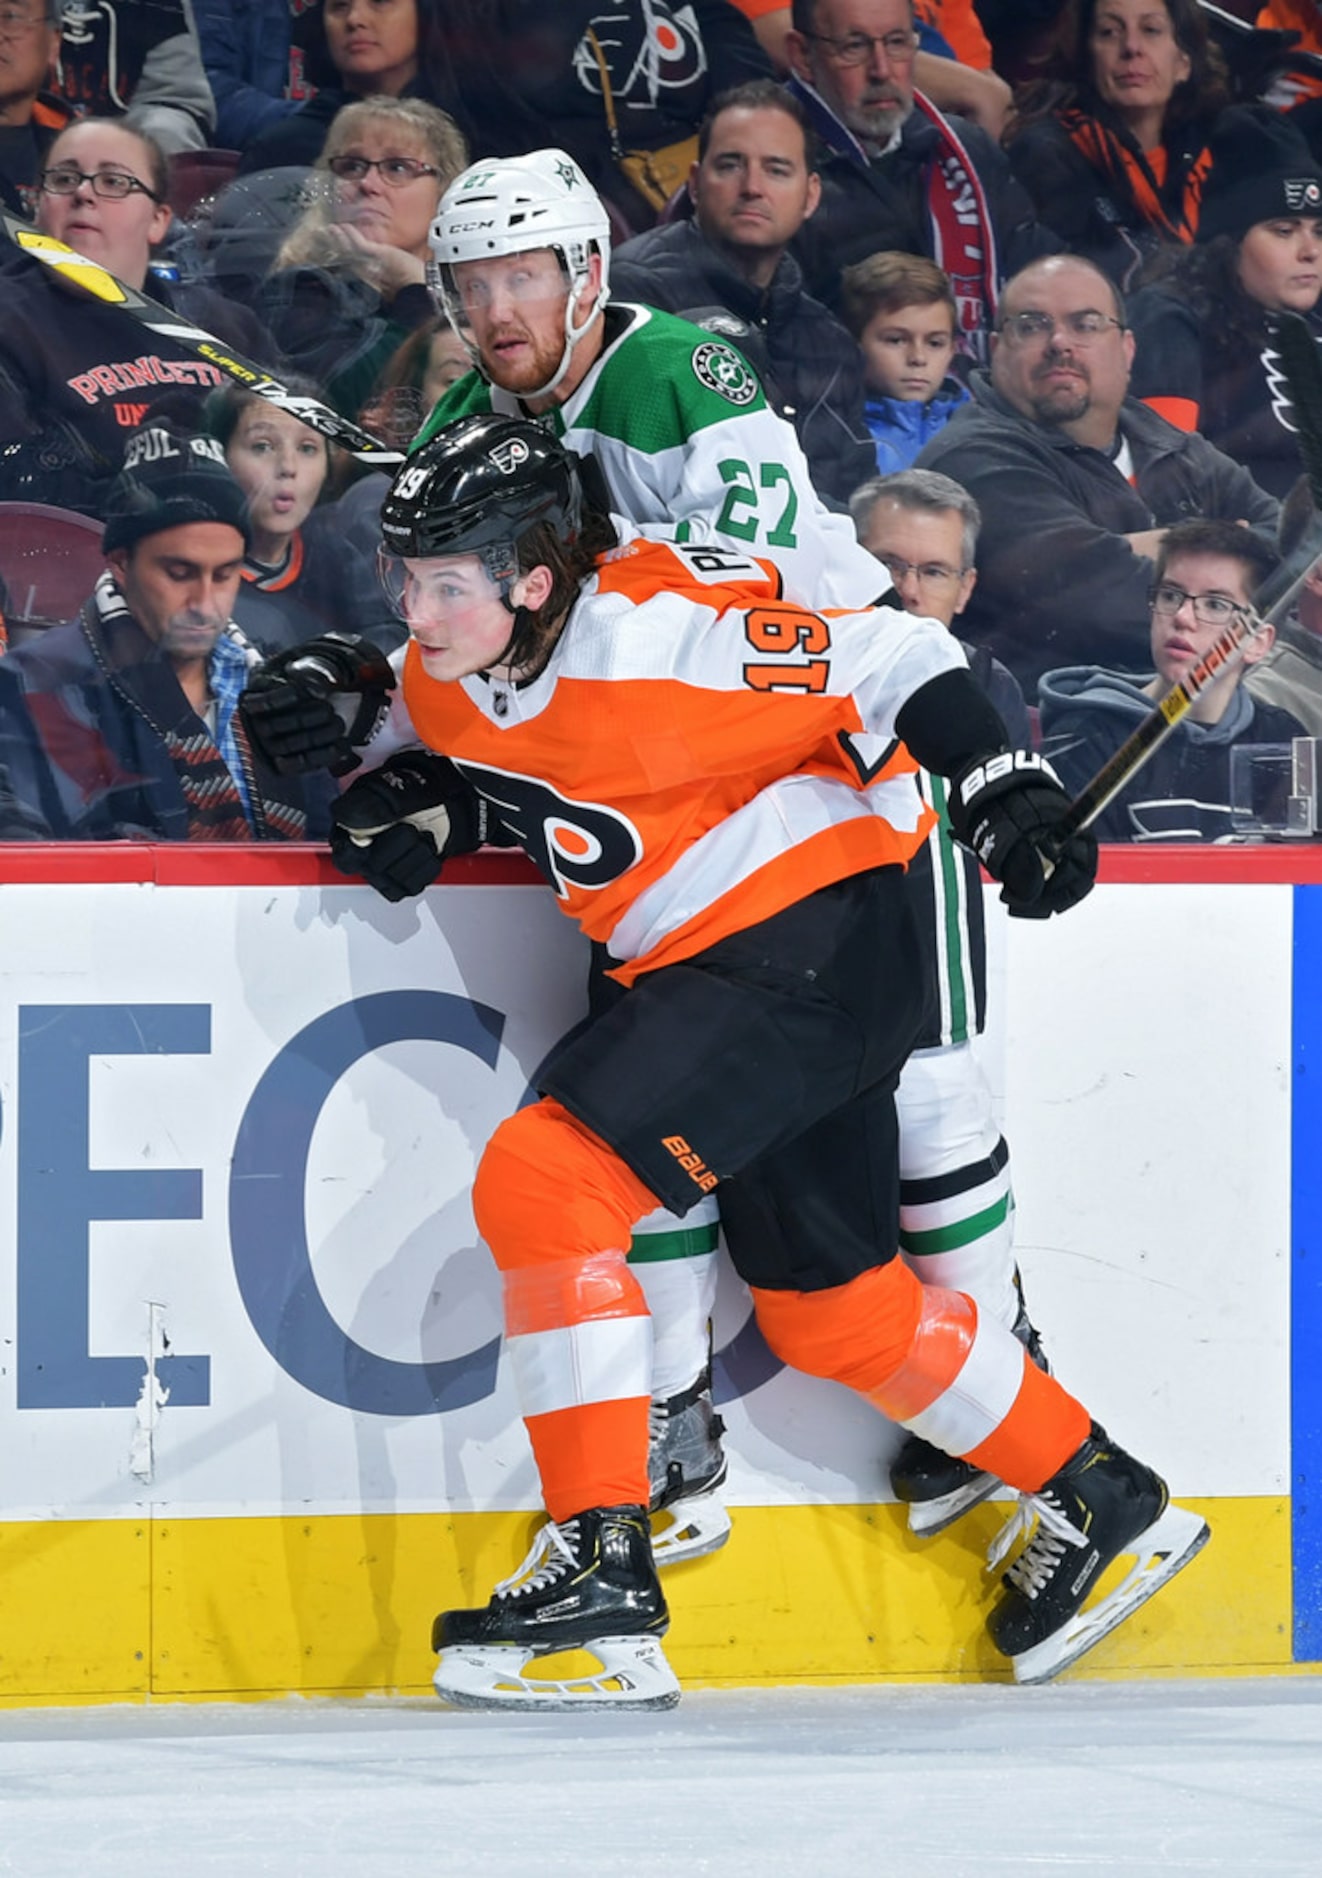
947;750;1098;919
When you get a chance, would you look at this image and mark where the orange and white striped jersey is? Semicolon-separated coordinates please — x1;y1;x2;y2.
402;533;967;983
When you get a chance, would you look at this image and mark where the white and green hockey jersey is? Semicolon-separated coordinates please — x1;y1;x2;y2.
412;302;886;610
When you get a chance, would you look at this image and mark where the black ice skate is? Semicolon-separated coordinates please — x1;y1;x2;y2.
432;1504;680;1711
985;1423;1210;1686
648;1365;731;1566
892;1280;1049;1537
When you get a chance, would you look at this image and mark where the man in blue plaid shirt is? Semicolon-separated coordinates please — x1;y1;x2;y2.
0;419;334;841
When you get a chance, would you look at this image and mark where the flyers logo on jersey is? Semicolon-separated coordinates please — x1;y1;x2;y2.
455;762;642;897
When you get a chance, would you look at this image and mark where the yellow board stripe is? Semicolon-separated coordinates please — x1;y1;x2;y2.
0;1497;1306;1704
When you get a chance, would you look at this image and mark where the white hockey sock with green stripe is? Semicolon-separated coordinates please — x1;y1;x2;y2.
628;1197;720;1398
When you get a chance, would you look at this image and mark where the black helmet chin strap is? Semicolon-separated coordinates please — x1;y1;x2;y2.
484;594;548;681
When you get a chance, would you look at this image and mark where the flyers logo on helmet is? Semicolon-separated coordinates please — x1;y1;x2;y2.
454;761;642;896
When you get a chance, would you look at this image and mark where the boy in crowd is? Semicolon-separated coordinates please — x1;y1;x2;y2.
1040;518;1308;841
841;252;969;473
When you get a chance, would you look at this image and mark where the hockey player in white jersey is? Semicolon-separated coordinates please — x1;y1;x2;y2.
853;468;1046;1535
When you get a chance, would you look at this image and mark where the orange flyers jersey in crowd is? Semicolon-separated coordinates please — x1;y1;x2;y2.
401;532;964;984
913;1;994;69
1257;4;1322;103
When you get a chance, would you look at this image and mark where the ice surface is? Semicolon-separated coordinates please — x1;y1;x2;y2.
1;1678;1320;1875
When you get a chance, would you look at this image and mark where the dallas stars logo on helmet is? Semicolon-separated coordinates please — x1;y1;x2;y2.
691;341;758;407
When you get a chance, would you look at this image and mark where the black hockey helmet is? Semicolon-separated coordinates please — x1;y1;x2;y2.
378;412;584;593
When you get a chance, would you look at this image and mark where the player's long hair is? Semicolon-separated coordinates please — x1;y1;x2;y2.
513;508;620;659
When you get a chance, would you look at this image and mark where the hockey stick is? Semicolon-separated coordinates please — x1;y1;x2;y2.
1042;603;1269;853
1;211;406;468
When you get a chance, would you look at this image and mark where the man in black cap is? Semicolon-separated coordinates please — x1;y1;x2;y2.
0;419;335;841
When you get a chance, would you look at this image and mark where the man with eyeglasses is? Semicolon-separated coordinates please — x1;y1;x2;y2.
1039;517;1307;841
851;466;1047;1535
782;0;1060;357
0;1;76;220
917;255;1280;693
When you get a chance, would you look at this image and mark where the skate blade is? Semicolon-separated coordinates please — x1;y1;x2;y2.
1010;1504;1211;1687
433;1634;681;1713
904;1472;1003;1538
651;1493;732;1566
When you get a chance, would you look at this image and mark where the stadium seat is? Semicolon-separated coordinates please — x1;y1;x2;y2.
167;148;243;220
0;502;104;643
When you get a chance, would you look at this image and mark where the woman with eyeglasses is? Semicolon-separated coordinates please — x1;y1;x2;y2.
1127;106;1322;500
1004;0;1239;291
258;96;467;427
0;115;280;514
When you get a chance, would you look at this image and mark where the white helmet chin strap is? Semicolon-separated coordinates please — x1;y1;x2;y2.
518;268;600;402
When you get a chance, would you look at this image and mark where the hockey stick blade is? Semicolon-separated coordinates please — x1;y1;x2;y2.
2;213;405;468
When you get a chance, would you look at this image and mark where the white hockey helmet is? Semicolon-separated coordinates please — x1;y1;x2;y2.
428;149;612;400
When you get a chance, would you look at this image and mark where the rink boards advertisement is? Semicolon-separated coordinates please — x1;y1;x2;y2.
0;844;1319;1700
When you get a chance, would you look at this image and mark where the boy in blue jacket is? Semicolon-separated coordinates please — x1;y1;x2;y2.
842;251;969;473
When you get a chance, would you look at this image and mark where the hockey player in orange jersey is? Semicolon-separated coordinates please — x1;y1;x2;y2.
240;412;1210;1712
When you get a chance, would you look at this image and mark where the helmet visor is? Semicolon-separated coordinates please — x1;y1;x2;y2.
377;546;517;625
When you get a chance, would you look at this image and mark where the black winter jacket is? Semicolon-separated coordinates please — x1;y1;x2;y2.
786;81;1061;338
1128;283;1322;502
915;372;1280;690
610;219;875;506
0;235;280;515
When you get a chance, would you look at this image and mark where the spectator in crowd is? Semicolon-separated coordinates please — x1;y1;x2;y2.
192;0;301;152
610;79;874;505
55;0;216;152
242;0;431;173
782;0;1060;356
974;0;1074;87
416;2;773;234
359;311;470;452
1128;106;1322;500
850;465;1040;1536
1004;0;1239;292
915;253;1279;690
1247;480;1322;735
841;249;970;471
258;94;467;421
1039;516;1307;839
727;0;1015;136
0;0;75;219
0;117;279;513
0;420;336;841
210;382;405;654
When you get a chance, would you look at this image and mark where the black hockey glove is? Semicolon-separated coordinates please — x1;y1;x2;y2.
239;633;395;778
328;751;490;902
948;750;1098;919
